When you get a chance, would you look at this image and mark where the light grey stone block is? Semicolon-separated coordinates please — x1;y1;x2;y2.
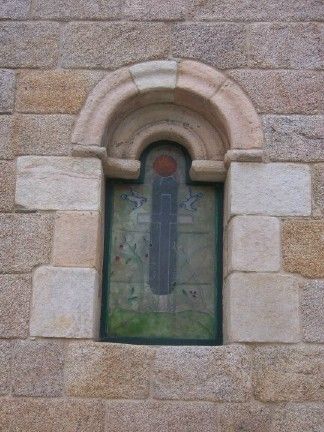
228;216;280;272
30;266;100;338
0;0;30;18
32;0;121;19
0;70;15;113
227;162;311;216
313;163;324;216
301;280;324;343
0;23;59;68
16;156;102;210
224;273;300;343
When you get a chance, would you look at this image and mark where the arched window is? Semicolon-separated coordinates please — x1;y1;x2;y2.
101;141;223;345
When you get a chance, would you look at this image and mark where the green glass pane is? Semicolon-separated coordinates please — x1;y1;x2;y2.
102;142;222;344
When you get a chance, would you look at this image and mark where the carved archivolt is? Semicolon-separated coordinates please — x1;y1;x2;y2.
72;60;264;180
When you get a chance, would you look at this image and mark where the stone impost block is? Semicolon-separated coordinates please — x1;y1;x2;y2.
227;162;311;217
250;23;322;69
130;60;177;93
13;114;75;156
53;211;101;269
313;164;324;216
228;70;324;114
152;345;251;402
0;398;104;432
16;156;102;211
0;116;13;159
0;69;15;113
12;340;64;397
301;280;324;343
16;70;103;114
228;216;280;272
282;219;324;278
263;115;324;162
32;0;121;19
224;273;300;343
105;401;219;432
190;160;226;182
65;342;154;398
30;266;100;338
0;23;59;68
0;274;31;338
0;341;11;395
0;161;15;211
224;149;264;167
0;0;30;18
0;213;53;272
253;346;324;402
62;22;170;69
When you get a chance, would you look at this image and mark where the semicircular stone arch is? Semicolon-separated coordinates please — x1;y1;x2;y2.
72;60;264;181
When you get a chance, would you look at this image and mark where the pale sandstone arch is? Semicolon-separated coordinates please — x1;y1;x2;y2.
72;60;264;180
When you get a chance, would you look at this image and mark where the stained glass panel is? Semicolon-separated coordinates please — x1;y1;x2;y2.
101;142;223;344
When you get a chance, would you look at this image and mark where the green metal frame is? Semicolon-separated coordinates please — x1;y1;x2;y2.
100;141;223;345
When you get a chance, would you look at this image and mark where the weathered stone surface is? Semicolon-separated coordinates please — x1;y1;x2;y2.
16;156;102;211
218;403;272;432
16;70;103;114
190;0;324;21
0;69;15;113
0;341;11;395
123;0;188;20
12;340;64;397
282;220;324;278
30;266;100;338
0;23;59;68
313;163;324;216
53;211;101;268
228;70;324;114
13;114;75;156
0;115;13;159
227;162;311;217
272;403;324;432
228;216;280;272
62;23;170;69
0;0;30;18
224;273;300;342
0;213;53;272
105;401;219;432
32;0;121;19
172;24;247;69
0;161;15;211
250;23;323;69
65;342;154;398
253;346;324;402
152;345;251;402
301;280;324;343
263;115;324;162
0;398;104;432
130;60;177;92
0;274;31;338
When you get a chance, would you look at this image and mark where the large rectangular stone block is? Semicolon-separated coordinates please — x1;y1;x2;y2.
0;341;11;395
228;216;280;272
13;114;75;156
0;115;13;159
0;274;31;338
228;70;323;114
0;213;53;272
282;219;324;278
0;69;15;113
105;401;219;432
0;161;15;211
227;162;311;217
152;345;252;402
0;23;59;68
12;340;64;397
62;22;170;69
224;273;300;343
249;23;322;69
218;403;272;432
16;156;102;211
253;346;324;402
172;24;247;69
65;342;154;398
16;70;103;114
30;266;100;338
272;403;324;432
32;0;121;19
123;0;188;20
301;280;324;343
0;0;30;18
263;115;324;162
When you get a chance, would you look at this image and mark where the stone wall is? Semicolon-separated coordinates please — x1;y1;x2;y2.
0;1;323;431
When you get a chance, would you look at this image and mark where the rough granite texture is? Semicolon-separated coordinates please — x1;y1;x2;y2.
0;1;323;430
